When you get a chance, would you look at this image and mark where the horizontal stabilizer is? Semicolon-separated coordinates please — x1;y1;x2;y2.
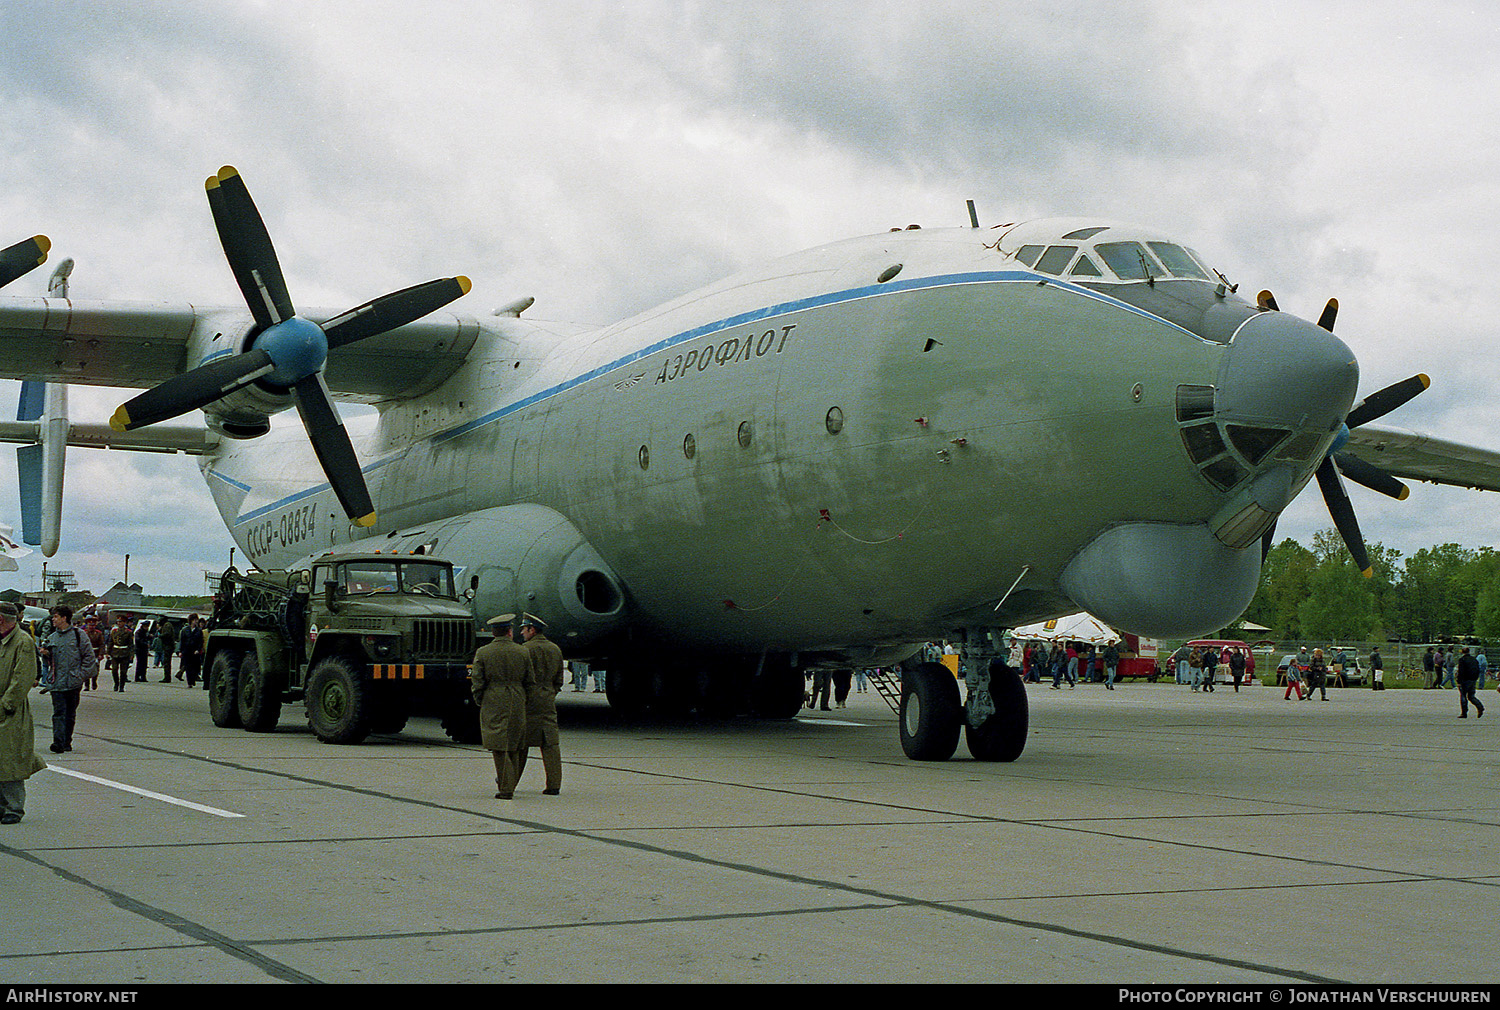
0;420;217;455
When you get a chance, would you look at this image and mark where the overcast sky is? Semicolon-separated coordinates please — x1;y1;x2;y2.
1;1;1497;594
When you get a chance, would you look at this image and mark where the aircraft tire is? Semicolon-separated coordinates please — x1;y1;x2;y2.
605;663;649;716
899;662;962;761
306;655;372;745
749;658;803;720
237;652;283;733
208;650;242;728
965;658;1028;762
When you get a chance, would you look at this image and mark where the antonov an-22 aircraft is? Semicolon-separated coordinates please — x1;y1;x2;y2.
2;168;1499;762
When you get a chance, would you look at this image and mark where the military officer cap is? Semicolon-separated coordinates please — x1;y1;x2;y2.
486;613;516;627
520;613;546;629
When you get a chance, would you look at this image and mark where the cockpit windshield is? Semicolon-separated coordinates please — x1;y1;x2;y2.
332;560;456;598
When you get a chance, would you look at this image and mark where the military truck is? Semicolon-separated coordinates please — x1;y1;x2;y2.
205;549;478;744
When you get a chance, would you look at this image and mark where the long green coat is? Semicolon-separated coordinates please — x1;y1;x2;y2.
523;633;565;748
470;638;532;752
0;626;45;782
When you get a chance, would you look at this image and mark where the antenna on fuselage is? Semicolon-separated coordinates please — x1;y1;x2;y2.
966;200;979;229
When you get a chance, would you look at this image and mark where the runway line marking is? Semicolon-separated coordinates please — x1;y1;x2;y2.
45;767;245;819
795;717;869;727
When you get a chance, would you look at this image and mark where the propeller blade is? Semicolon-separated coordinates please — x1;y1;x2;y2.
1314;457;1372;577
292;373;376;526
322;276;472;350
1317;297;1338;332
1260;519;1278;564
207;166;295;328
1345;373;1430;429
1334;451;1410;501
0;236;50;289
1257;289;1279;311
111;349;274;431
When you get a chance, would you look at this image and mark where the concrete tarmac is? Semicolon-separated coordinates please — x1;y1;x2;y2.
3;674;1497;984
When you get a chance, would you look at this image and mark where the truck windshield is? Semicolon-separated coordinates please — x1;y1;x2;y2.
336;561;454;598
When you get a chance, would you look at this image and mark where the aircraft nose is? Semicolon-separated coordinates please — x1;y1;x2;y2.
1216;309;1359;443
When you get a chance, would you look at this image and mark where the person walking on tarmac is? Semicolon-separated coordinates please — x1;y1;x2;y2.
519;614;565;795
1457;647;1484;719
157;619;177;683
107;615;132;692
0;602;46;824
470;615;532;800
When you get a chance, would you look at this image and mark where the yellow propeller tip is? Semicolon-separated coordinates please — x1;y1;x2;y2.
1418;373;1431;389
205;175;220;191
354;512;377;528
1397;487;1410;501
456;276;472;295
109;406;130;432
33;235;50;256
217;166;239;181
1361;567;1374;579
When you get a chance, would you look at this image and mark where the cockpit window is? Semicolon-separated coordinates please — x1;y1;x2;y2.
1069;255;1102;277
1035;245;1077;275
1015;245;1044;267
1148;242;1211;280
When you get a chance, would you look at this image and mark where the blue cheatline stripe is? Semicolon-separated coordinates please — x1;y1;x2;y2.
226;270;1194;525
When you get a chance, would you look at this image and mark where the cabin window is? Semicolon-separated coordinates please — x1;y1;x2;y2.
1175;384;1216;423
1069;255;1102;278
1180;422;1225;464
1035;245;1077;275
638;445;650;470
683;434;696;459
825;406;844;435
737;421;753;448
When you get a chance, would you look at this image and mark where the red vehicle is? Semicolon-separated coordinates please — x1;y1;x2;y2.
1184;640;1258;684
1116;632;1164;680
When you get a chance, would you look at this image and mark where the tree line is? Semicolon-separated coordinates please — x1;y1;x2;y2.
1241;529;1500;643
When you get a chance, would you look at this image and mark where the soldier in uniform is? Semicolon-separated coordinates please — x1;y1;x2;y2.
519;613;565;795
469;614;531;800
107;616;133;692
0;602;45;823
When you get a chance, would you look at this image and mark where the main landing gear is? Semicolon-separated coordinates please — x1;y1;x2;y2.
899;637;1028;762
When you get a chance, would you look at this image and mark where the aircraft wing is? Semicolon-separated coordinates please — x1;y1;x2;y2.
1340;423;1500;493
0;297;481;401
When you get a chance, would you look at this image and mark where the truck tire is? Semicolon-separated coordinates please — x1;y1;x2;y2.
439;694;481;744
237;652;283;733
305;656;372;745
208;650;242;728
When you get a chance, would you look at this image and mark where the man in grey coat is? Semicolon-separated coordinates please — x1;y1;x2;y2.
41;605;93;754
470;615;532;800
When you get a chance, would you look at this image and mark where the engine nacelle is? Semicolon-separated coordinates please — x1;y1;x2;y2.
378;504;628;647
186;317;296;439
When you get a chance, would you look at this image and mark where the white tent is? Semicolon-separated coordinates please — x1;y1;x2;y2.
1011;612;1121;644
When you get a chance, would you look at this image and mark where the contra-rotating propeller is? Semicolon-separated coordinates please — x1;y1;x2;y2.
110;167;470;527
1258;290;1429;577
0;235;50;289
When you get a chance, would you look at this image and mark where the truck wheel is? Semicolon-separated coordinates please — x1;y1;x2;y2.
208;650;242;728
237;652;283;733
439;694;481;744
305;656;372;745
899;662;962;761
